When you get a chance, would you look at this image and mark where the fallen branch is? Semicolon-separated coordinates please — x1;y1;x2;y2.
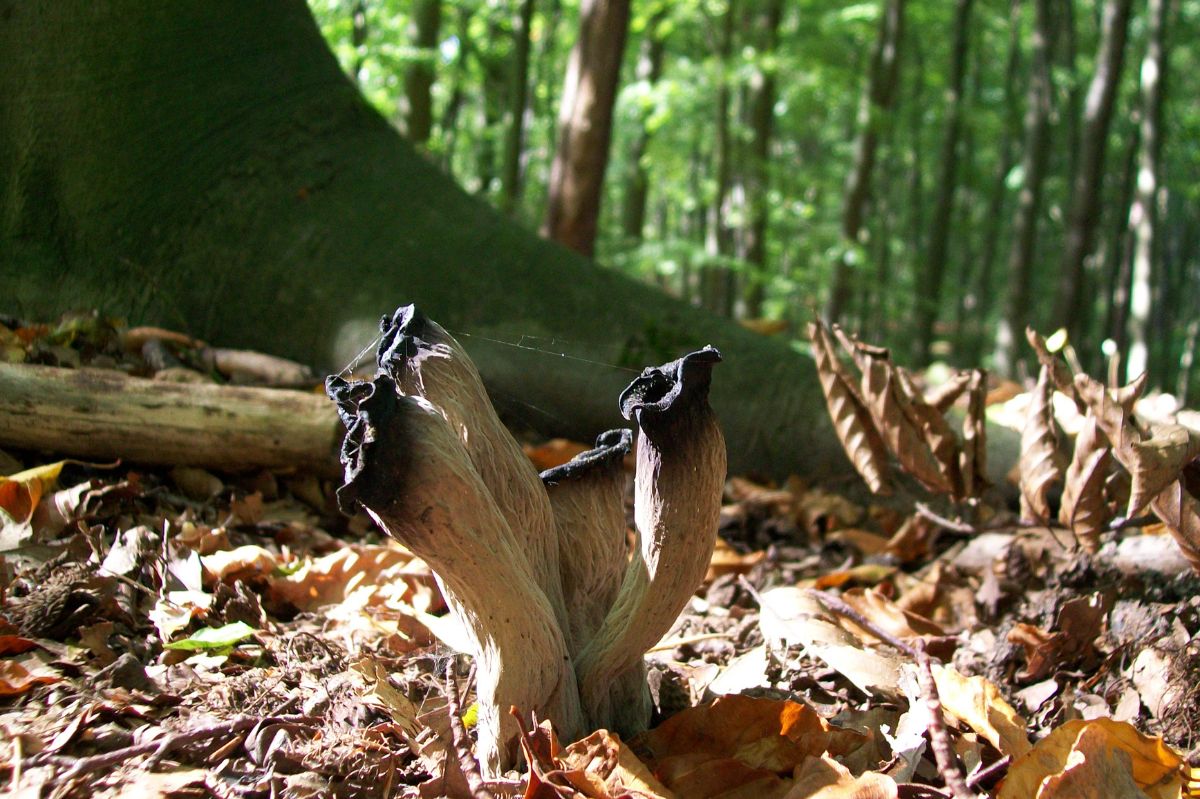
915;643;975;799
0;363;341;475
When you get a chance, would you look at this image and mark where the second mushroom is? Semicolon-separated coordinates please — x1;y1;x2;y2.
326;306;726;776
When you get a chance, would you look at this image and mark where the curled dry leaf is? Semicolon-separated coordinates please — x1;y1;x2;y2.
807;322;891;495
930;663;1032;760
1019;366;1064;523
831;328;954;496
895;368;963;497
1076;374;1200;573
1026;328;1082;410
924;371;973;414
1058;415;1113;553
1125;424;1200;517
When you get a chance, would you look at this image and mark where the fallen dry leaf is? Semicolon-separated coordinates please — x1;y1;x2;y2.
1020;365;1065;522
0;652;63;695
808;322;892;495
0;461;66;525
998;718;1183;799
1059;415;1114;552
930;662;1031;759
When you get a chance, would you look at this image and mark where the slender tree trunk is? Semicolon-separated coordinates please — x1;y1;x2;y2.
740;0;786;319
824;0;905;325
438;6;473;173
542;0;633;256
1052;0;1133;345
1101;124;1139;360
620;12;668;242
913;0;973;365
477;18;508;195
402;0;442;146
994;0;1053;377
500;0;536;215
702;1;737;318
350;0;368;86
964;0;1022;365
903;35;925;330
1125;0;1172;382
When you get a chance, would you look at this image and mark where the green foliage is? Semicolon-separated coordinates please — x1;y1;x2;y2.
308;0;1200;398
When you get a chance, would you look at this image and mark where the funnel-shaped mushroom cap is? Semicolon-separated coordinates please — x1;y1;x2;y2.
540;428;633;485
619;346;722;424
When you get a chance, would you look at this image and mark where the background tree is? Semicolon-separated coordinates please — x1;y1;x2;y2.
542;0;633;256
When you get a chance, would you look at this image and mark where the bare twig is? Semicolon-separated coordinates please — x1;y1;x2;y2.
915;503;978;535
965;755;1011;790
804;586;918;657
915;642;975;799
444;661;494;799
56;714;319;780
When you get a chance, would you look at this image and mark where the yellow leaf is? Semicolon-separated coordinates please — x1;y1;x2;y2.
0;461;66;522
998;719;1183;799
931;663;1031;759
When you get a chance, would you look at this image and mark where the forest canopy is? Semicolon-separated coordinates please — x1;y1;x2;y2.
309;0;1200;398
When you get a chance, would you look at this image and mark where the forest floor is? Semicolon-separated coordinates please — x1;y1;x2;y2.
2;316;1200;799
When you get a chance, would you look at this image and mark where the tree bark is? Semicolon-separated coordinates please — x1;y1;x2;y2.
740;0;786;320
825;0;905;325
0;0;873;482
499;0;536;215
542;0;633;257
1052;0;1133;345
913;0;973;365
620;12;668;242
993;0;1053;378
402;0;442;146
1125;0;1172;382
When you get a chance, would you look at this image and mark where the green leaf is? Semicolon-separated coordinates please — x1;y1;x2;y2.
164;621;257;651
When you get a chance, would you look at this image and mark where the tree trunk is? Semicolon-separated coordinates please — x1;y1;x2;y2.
740;0;786;320
1125;0;1172;382
913;0;973;365
350;0;368;86
499;0;536;215
620;12;668;242
702;1;737;318
477;17;509;195
964;0;1022;365
541;0;633;257
993;0;1053;378
402;0;442;146
0;0;889;482
825;0;905;325
1052;0;1133;346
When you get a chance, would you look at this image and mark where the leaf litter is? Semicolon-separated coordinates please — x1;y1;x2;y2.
0;313;1199;798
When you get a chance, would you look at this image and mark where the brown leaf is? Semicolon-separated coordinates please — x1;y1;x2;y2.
895;368;963;497
997;718;1183;799
1025;327;1081;409
924;371;973;413
1058;415;1114;552
1019;366;1065;522
807;322;892;495
1076;374;1200;571
831;328;953;495
1125;424;1200;518
959;369;989;499
1147;481;1200;574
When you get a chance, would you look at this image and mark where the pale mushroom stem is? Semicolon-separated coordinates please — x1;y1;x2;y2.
573;347;726;735
542;428;632;652
327;374;584;774
376;306;573;649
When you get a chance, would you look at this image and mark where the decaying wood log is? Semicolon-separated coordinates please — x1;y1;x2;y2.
0;363;341;475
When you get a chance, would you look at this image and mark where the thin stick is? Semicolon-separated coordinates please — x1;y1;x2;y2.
444;661;494;799
966;755;1011;790
803;586;918;657
915;642;975;799
56;714;318;780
